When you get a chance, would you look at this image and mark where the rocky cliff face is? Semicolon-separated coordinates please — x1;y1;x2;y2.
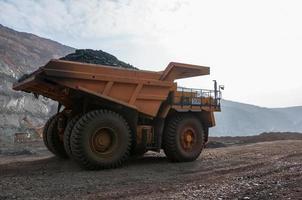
0;24;74;144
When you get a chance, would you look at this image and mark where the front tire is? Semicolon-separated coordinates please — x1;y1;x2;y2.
70;109;131;170
163;114;205;162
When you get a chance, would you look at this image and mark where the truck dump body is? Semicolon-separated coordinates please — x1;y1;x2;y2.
13;59;220;117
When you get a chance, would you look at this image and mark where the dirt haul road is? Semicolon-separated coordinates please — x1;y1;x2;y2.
0;140;301;200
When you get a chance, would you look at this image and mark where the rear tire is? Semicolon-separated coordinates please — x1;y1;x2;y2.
163;114;205;162
46;114;69;159
64;115;81;158
70;109;131;170
43;114;59;154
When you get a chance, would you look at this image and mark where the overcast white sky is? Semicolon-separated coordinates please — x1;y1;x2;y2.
1;0;302;108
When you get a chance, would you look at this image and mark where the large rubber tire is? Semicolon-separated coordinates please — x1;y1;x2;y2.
43;114;60;154
70;110;131;170
46;115;69;159
163;114;205;162
63;115;81;158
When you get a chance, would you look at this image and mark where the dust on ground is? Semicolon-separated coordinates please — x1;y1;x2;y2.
0;139;301;200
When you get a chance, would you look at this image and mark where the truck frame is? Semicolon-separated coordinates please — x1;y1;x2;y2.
13;59;221;169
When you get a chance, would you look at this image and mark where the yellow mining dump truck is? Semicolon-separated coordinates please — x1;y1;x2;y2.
13;60;222;169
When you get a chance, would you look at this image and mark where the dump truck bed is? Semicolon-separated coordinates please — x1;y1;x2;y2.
13;59;217;117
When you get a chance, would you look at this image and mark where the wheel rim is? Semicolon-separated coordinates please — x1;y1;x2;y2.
89;127;117;155
180;127;197;151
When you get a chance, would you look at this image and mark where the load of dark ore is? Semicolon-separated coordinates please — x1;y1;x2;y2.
18;49;138;83
59;49;138;70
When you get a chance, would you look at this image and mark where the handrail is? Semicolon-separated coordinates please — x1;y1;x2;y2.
172;87;221;109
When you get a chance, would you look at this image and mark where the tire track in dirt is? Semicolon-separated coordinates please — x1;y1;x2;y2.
0;140;301;200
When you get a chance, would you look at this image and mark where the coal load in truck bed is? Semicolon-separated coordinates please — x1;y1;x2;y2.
60;49;138;70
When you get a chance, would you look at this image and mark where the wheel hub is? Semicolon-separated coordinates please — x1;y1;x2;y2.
90;128;115;153
180;128;196;151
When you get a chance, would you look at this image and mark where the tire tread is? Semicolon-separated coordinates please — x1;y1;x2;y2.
70;109;131;170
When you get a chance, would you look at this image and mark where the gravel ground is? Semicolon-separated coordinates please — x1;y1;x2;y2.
0;140;301;200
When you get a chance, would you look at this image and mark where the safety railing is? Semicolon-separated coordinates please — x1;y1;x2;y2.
172;87;221;109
